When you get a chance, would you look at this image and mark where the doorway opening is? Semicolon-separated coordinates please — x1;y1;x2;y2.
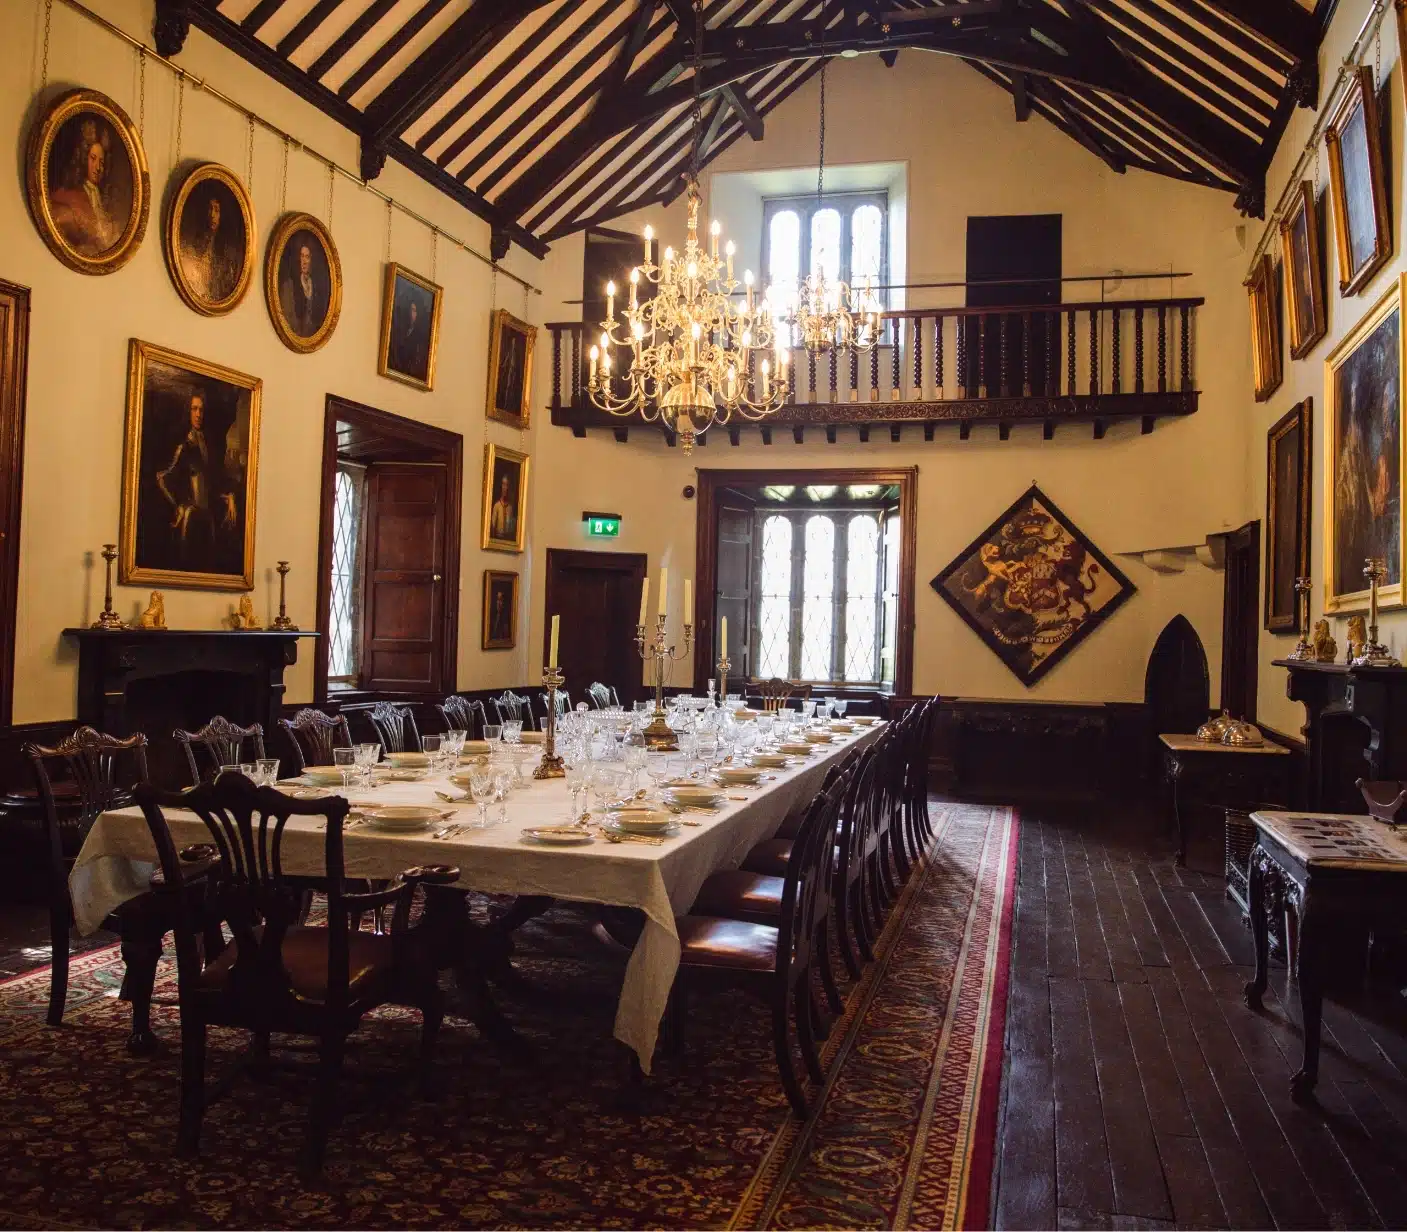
694;468;917;699
314;395;462;704
543;549;648;709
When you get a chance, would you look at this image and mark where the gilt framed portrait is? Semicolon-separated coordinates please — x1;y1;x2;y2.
1279;181;1327;360
1265;398;1313;633
487;309;535;428
264;212;342;352
1324;277;1404;614
378;263;442;391
931;485;1135;687
26;88;150;276
1247;253;1283;402
1325;66;1391;297
482;570;519;650
121;340;261;591
481;443;529;553
164;162;255;316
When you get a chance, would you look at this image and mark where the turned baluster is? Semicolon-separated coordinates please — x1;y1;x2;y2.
829;347;838;404
552;329;563;409
1110;307;1121;395
869;338;880;402
912;316;923;399
999;313;1010;397
1022;311;1032;396
891;317;902;399
1067;309;1077;397
1045;312;1056;396
1157;305;1167;393
1180;304;1192;392
934;315;944;399
978;314;988;398
808;349;817;402
849;346;859;403
1134;307;1145;394
571;328;581;405
957;317;968;397
1088;307;1099;396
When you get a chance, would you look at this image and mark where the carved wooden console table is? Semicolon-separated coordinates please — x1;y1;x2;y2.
1158;734;1290;866
1244;809;1407;1102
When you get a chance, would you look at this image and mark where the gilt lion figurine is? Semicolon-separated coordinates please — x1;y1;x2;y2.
229;594;262;630
137;592;166;629
1312;619;1336;663
1346;615;1367;663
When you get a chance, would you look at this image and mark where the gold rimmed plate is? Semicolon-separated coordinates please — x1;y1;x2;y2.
522;826;594;846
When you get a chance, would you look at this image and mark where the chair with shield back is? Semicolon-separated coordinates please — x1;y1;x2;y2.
279;708;352;774
25;726;219;1054
134;772;458;1173
342;700;422;754
491;690;536;730
538;690;571;728
174;716;267;786
437;694;488;740
586;682;615;710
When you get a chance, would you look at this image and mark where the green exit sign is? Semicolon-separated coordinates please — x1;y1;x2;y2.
584;511;621;538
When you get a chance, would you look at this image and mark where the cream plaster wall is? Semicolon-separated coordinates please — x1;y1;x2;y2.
1250;1;1406;739
526;53;1254;704
1;0;543;723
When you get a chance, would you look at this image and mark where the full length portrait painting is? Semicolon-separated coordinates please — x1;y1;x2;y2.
1325;277;1404;613
121;340;261;591
931;485;1134;687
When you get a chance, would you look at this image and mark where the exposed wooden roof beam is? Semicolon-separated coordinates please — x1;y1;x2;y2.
1195;0;1318;65
1013;71;1030;121
1027;76;1124;172
720;83;764;140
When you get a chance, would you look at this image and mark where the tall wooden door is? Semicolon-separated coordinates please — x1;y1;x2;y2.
0;281;29;726
715;491;756;679
544;549;647;706
360;462;448;692
1220;521;1260;721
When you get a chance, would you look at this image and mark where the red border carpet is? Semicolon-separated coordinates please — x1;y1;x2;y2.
0;803;1015;1230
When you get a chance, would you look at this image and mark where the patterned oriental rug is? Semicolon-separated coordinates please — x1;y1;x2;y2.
0;804;1016;1231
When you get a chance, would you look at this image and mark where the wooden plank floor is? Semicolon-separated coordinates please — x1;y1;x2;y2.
994;805;1407;1230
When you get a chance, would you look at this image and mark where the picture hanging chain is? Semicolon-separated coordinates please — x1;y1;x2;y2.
431;227;438;280
1375;27;1382;89
137;46;146;139
280;136;289;213
485;263;497;448
384;199;392;263
40;0;53;91
326;161;334;226
245;115;254;192
174;71;185;165
1314;144;1321;196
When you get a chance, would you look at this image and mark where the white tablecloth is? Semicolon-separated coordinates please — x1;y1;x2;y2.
70;723;883;1070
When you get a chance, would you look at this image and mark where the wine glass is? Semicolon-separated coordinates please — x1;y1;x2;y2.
333;746;357;790
833;700;848;719
422;735;443;773
355;742;381;787
491;767;514;823
468;769;495;828
255;757;281;787
501;719;523;746
565;761;587;821
484;723;502;744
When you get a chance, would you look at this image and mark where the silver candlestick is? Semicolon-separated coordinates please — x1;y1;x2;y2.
1351;558;1400;667
636;614;693;751
1285;576;1313;661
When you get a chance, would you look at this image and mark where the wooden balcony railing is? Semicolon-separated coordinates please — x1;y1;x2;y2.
547;295;1203;444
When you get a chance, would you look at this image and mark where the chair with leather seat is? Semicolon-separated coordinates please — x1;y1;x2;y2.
279;708;352;773
25;726;218;1055
437;695;488;739
134;772;457;1174
833;743;885;978
342;700;422;754
669;777;845;1117
741;756;853;877
174;715;267;786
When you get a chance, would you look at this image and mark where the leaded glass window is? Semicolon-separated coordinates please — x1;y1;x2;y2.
844;515;879;681
800;515;836;680
328;463;364;684
756;514;794;679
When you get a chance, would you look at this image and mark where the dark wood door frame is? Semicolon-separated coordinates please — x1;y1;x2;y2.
315;394;462;705
0;280;30;727
693;467;918;698
542;548;648;692
1220;519;1260;722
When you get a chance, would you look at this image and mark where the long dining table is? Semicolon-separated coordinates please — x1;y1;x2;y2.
69;721;883;1072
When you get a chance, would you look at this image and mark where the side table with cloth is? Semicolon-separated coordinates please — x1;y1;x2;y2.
1159;734;1291;865
1243;809;1407;1101
70;723;883;1073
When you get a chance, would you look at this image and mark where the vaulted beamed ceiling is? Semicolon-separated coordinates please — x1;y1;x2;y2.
165;0;1325;258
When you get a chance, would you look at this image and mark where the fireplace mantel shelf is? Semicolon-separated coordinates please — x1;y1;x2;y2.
63;628;318;639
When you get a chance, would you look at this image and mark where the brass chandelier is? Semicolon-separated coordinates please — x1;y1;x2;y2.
587;0;790;453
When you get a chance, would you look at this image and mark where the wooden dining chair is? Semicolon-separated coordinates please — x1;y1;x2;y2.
437;695;487;739
834;744;885;978
133;773;458;1174
343;700;422;754
491;690;536;730
538;690;571;726
669;777;846;1117
278;708;352;773
756;678;795;713
174;716;267;786
25;726;219;1054
586;682;614;709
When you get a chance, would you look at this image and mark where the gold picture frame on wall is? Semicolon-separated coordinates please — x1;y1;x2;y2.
163;162;256;316
1279;181;1327;360
377;262;443;391
1323;275;1403;615
481;442;529;553
121;340;262;591
486;309;536;428
25;88;150;276
1325;66;1392;297
1265;398;1312;633
1246;253;1282;403
264;211;342;353
482;570;519;650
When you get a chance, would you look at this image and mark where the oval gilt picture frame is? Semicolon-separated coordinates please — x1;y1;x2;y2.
264;211;342;353
26;87;150;276
164;162;256;316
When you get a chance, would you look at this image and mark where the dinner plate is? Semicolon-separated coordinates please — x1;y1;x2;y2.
777;742;814;755
715;767;762;785
605;809;675;834
804;730;834;743
666;785;725;807
358;805;448;832
461;741;492;756
387;751;430;768
302;765;349;784
750;752;790;768
522;826;593;845
520;731;545;745
287;786;336;800
852;716;877;726
830;722;857;733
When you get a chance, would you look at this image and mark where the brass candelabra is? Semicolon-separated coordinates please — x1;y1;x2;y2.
91;544;125;630
534;665;567;779
1285;576;1313;661
1352;558;1400;667
636;614;693;750
271;561;298;631
716;652;732;712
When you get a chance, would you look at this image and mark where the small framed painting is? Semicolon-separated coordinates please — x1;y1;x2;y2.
1324;276;1403;614
1279;181;1327;360
26;88;150;276
164;162;255;316
1265;398;1312;633
481;442;529;553
1246;253;1283;403
378;262;442;391
121;340;261;591
486;309;535;428
1325;66;1391;297
482;570;519;650
264;212;342;353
